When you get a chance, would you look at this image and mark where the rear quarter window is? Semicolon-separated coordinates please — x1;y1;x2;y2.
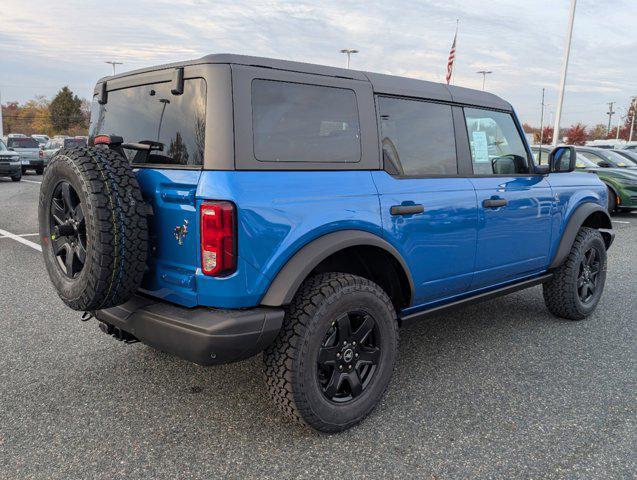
89;78;206;167
251;79;361;163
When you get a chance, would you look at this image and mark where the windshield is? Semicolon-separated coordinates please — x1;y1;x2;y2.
607;150;637;167
7;137;39;148
602;149;635;167
575;155;599;168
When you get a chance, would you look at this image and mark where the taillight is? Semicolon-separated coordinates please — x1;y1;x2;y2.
39;150;43;159
200;201;236;276
93;135;110;146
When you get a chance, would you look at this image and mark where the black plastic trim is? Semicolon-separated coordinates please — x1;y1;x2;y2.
94;294;285;365
260;230;414;307
549;202;613;269
399;273;553;326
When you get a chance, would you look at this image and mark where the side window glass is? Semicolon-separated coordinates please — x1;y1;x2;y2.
579;152;604;165
378;97;457;176
464;108;530;175
251;80;361;163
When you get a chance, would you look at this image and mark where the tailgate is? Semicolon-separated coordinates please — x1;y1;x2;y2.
136;168;202;307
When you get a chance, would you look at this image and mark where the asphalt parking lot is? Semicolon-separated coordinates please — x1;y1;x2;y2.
1;174;635;479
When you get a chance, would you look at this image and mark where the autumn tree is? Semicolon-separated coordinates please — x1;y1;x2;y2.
49;86;83;131
588;124;607;140
537;126;553;145
563;124;587;145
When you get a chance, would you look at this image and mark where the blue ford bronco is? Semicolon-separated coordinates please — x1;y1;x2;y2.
39;54;614;432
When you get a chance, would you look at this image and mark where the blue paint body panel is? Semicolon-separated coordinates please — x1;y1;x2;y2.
371;172;478;304
135;167;608;313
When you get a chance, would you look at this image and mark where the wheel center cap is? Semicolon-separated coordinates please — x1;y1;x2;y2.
342;348;354;363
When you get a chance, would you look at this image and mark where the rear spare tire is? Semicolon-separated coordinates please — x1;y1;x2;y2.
38;147;148;311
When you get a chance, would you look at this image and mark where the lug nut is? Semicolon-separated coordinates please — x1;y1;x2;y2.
355;353;359;358
336;353;341;358
343;341;347;346
352;341;356;346
339;365;343;370
348;365;352;370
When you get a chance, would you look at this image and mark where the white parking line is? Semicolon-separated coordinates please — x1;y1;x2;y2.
22;179;42;185
0;232;39;238
0;229;42;252
612;221;631;224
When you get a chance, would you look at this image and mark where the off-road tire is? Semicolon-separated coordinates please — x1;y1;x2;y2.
38;147;148;311
543;227;607;320
263;273;398;432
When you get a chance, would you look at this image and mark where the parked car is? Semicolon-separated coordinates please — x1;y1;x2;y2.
534;146;637;213
0;139;22;181
621;142;637;151
31;134;50;147
41;136;88;164
39;54;614;432
6;136;43;174
577;146;637;169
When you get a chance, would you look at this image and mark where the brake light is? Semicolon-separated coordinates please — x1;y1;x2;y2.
39;149;43;159
200;201;236;276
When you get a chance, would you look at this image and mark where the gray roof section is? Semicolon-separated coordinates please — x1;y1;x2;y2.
96;53;512;110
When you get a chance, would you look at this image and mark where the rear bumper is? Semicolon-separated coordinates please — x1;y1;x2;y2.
22;160;45;168
94;294;285;365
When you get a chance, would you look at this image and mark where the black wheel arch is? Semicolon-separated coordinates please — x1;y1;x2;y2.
550;202;614;269
260;230;414;309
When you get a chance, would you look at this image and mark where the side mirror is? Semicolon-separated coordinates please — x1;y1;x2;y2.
597;161;612;168
8;147;14;151
549;146;576;173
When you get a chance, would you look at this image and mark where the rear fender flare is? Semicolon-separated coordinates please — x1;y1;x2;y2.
550;202;613;269
260;230;414;307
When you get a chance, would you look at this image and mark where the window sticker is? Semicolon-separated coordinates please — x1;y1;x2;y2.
472;131;490;163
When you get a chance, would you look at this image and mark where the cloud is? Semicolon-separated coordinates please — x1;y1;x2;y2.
1;0;635;126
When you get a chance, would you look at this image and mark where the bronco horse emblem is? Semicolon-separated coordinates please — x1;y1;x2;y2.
173;220;189;246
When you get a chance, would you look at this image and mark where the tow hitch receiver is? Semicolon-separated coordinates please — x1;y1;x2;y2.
98;322;139;344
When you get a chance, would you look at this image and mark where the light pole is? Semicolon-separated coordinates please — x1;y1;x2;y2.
630;96;636;142
340;49;359;69
539;88;546;146
615;107;625;141
105;61;123;75
476;70;492;91
552;0;577;147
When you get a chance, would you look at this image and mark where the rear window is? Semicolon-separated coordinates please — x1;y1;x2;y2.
251;79;361;163
89;78;206;167
64;138;87;148
7;138;39;148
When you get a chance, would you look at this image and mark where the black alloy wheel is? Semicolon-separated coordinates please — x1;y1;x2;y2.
49;180;87;278
577;246;601;304
317;310;380;403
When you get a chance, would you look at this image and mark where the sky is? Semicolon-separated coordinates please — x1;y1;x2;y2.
1;0;635;128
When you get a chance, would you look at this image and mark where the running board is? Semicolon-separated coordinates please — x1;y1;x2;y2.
399;273;554;327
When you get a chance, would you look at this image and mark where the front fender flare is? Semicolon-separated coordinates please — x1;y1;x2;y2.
550;202;613;269
260;230;414;307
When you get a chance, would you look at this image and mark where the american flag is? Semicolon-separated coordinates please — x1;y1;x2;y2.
446;30;457;85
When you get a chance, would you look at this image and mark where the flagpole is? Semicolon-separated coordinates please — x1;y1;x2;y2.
451;19;459;85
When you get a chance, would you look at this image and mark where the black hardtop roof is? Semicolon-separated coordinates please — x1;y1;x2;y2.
97;53;512;111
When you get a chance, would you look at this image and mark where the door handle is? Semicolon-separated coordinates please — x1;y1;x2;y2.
482;198;508;208
390;204;424;215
